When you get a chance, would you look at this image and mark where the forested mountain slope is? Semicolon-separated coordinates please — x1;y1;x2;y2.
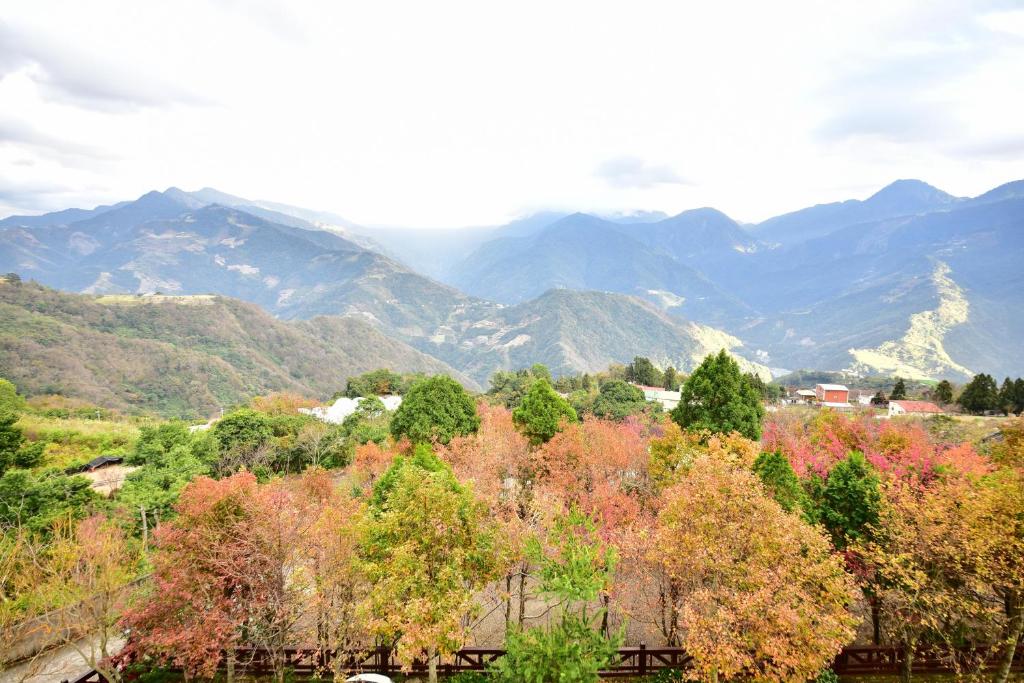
0;279;470;417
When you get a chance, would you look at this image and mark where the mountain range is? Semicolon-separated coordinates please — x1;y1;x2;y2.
2;178;1022;410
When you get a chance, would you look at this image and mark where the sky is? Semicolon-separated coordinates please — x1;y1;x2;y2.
1;0;1023;227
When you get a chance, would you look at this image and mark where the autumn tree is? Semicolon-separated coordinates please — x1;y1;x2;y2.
672;350;764;440
360;447;504;683
513;378;578;445
856;476;997;683
437;403;533;631
966;467;1024;683
648;421;760;491
652;456;857;683
122;473;263;679
389;375;479;445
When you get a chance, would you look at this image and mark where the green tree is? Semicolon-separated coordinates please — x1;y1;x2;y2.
361;446;503;683
492;509;620;683
819;451;881;550
512;379;578;445
998;377;1016;416
958;373;999;414
0;379;25;415
890;377;907;400
871;390;888;406
0;412;24;476
591;380;646;421
212;408;274;454
342;369;415;398
488;366;553;410
625;356;661;387
390;376;479;445
671;351;765;440
933;380;954;405
0;468;96;531
745;372;782;402
753;451;814;522
1014;378;1024;415
663;366;680;391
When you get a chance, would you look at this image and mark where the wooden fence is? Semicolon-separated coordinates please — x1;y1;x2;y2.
62;644;1024;682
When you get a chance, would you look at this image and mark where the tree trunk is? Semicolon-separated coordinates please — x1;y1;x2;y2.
428;646;438;683
901;640;915;683
504;572;513;633
226;647;236;683
871;598;881;646
710;666;719;683
994;591;1023;683
140;506;148;552
518;561;528;628
601;594;610;637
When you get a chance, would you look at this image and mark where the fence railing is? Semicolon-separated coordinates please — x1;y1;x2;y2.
62;643;1024;682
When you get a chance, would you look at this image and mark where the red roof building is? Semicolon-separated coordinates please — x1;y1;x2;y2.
888;400;944;417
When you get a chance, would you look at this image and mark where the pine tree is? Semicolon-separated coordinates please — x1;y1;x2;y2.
933;379;954;405
626;356;660;387
663;366;680;391
671;350;764;440
958;373;999;415
890;377;907;400
998;377;1016;416
512;378;578;445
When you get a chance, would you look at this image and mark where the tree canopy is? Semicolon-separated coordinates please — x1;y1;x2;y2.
512;378;578;445
389;376;479;445
671;350;764;439
590;380;646;421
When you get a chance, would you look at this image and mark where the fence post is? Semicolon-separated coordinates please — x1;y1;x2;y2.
639;642;647;677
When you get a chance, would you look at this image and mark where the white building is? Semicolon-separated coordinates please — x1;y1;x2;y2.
637;385;681;411
888;400;943;418
301;394;402;424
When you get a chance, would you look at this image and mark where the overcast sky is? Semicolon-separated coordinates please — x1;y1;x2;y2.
1;0;1023;227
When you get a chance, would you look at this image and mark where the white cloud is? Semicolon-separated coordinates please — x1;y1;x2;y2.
595;157;687;189
0;0;1021;226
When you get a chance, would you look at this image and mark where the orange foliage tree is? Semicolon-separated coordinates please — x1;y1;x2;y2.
652;456;857;682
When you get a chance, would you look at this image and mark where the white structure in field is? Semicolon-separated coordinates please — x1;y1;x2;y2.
301;395;402;424
888;400;944;418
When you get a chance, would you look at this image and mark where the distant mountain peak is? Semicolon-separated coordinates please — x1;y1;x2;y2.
865;179;957;209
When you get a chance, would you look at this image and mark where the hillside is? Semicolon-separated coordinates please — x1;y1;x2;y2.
420;289;770;385
0;279;471;417
0;190;491;337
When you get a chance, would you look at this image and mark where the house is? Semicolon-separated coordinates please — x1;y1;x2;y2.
888;400;944;418
815;383;850;404
791;389;817;404
70;455;124;473
637;385;681;411
68;456;135;497
848;389;875;406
